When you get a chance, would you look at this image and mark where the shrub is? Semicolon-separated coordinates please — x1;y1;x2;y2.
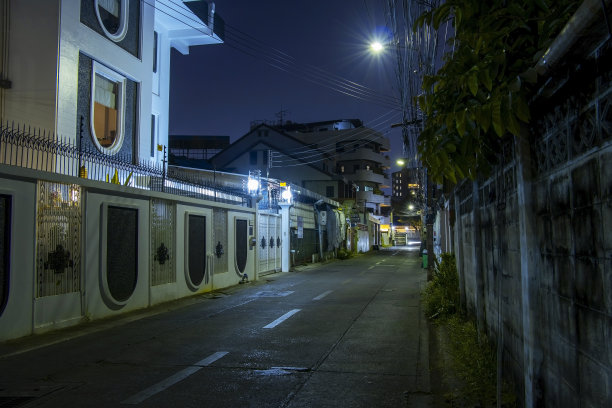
423;252;460;319
337;248;352;260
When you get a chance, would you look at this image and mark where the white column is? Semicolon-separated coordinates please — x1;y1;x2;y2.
279;203;292;272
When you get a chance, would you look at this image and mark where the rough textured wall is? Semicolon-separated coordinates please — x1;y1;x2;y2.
534;152;612;407
455;61;612;406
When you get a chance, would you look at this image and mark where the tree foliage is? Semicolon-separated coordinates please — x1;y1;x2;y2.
415;0;579;183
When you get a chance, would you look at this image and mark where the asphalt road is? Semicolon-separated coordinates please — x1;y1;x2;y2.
0;246;431;408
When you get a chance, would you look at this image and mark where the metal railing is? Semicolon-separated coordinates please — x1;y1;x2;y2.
0;122;250;206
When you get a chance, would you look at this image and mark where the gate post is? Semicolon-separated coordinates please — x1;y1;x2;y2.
279;202;292;272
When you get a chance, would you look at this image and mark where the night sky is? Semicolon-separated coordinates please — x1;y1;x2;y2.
168;0;406;168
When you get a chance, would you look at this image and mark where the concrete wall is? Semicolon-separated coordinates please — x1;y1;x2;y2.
0;165;255;341
454;80;612;407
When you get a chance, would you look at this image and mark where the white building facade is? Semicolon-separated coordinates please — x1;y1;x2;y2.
0;0;222;164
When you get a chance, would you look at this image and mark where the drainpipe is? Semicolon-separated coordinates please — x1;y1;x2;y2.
535;0;612;76
209;2;215;33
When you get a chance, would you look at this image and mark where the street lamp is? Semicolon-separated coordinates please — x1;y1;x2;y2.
370;41;384;53
281;185;293;203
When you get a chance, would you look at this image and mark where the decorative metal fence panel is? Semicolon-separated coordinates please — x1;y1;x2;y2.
36;181;82;298
258;213;281;275
150;199;175;286
213;208;228;275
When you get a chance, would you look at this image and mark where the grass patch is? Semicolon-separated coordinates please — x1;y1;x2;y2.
423;252;517;407
423;252;460;319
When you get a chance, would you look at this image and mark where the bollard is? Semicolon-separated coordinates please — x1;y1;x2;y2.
422;249;428;269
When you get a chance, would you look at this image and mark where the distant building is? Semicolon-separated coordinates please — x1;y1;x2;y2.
208;124;344;198
391;167;421;202
278;119;391;217
169;135;230;168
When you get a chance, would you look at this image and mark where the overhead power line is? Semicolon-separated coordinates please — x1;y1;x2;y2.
151;0;402;110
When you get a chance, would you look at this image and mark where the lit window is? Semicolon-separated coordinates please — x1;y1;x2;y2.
90;62;126;154
95;0;129;42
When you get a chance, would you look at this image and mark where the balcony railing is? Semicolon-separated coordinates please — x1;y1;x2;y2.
337;148;390;166
350;169;386;185
0;122;249;205
356;190;390;205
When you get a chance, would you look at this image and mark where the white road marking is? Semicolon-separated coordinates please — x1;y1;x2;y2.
121;351;228;405
263;309;301;329
251;290;294;298
313;290;333;300
342;278;352;285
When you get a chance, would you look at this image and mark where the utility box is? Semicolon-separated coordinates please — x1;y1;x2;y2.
422;249;428;269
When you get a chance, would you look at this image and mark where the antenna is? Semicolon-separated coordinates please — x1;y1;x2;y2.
276;107;290;127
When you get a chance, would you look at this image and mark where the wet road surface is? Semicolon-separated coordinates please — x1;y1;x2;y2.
0;246;431;407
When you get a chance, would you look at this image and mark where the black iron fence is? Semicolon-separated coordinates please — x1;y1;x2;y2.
0;122;250;206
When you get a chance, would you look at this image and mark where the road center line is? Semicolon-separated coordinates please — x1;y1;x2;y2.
342;278;352;284
313;290;333;300
121;351;228;405
263;309;301;329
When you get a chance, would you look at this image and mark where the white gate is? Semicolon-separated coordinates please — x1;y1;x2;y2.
258;213;281;276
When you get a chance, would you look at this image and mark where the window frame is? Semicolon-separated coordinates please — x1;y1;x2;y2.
90;61;127;155
95;0;129;42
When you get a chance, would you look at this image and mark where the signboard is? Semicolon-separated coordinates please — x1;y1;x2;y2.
297;216;303;238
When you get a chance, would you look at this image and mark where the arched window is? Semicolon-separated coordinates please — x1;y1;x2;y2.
95;0;129;42
90;62;126;154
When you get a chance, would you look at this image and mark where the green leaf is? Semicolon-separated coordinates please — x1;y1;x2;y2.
508;75;521;92
456;109;467;136
515;95;530;123
503;94;520;136
468;73;479;96
479;69;493;91
491;94;503;137
433;4;451;30
534;0;549;12
446;112;455;131
479;104;491;133
455;7;462;30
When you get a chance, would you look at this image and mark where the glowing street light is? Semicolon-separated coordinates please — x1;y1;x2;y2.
247;177;259;193
370;41;384;53
247;169;261;195
281;185;293;203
